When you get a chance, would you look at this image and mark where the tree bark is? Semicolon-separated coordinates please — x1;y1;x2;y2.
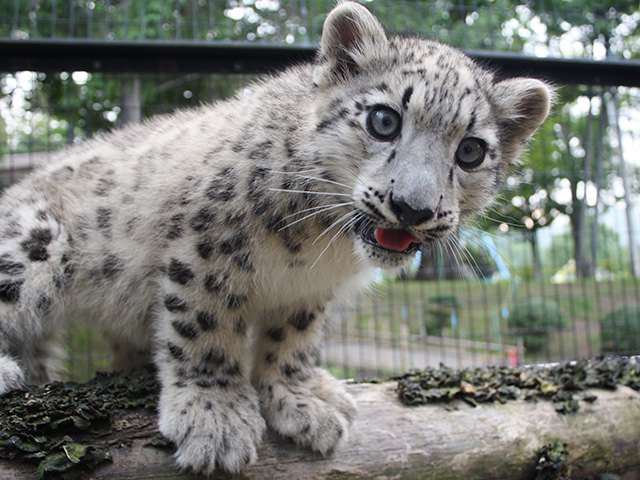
2;383;640;479
120;74;142;125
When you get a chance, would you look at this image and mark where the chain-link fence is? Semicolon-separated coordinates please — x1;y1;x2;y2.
1;0;639;380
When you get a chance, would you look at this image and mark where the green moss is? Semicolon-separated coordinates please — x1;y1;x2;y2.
535;441;570;480
0;367;159;479
392;356;640;413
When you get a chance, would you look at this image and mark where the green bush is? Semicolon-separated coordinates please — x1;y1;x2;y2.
508;298;567;354
601;304;640;354
426;295;461;336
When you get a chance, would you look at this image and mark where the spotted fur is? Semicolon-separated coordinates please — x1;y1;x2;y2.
0;2;551;474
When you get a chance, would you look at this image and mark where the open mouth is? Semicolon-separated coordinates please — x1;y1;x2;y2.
357;220;422;254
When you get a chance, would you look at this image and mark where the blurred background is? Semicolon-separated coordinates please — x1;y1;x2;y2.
0;0;639;380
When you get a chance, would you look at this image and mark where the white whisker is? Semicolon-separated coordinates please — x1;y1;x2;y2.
268;188;352;198
269;170;352;190
279;203;354;230
282;202;354;222
312;210;359;245
310;213;361;270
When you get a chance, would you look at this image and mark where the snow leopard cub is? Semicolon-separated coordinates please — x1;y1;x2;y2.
0;1;551;474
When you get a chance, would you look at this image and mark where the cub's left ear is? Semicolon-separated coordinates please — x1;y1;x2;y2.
315;2;388;85
493;78;554;141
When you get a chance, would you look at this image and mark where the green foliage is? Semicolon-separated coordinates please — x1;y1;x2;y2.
394;356;640;413
426;295;461;336
508;298;568;354
0;368;159;479
544;222;628;272
463;240;498;279
601;304;640;353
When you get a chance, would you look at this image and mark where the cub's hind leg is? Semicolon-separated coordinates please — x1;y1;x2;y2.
0;206;72;393
252;307;356;455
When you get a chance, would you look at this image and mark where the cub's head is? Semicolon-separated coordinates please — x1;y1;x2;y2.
311;1;552;269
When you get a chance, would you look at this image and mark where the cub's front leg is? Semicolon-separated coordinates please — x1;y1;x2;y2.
155;281;265;474
252;308;357;455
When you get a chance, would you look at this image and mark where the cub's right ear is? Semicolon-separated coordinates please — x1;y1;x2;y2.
315;2;387;85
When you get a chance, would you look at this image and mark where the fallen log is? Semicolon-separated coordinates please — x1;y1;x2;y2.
2;368;640;479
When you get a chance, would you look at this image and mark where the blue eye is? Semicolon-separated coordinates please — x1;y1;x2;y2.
367;107;401;141
456;138;486;169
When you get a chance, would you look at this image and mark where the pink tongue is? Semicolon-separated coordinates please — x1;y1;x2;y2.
375;228;421;252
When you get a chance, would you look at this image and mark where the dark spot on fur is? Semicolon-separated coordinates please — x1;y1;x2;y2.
196;311;217;331
21;228;53;262
36;293;51;311
206;167;236;201
234;317;247;335
265;352;277;364
402;86;414;109
204;401;213;410
386;150;397;164
96;208;112;234
190;207;217;231
265;214;284;233
203;273;225;293
171;320;198;340
53;263;75;289
203;348;226;365
125;216;139;235
233;252;253;271
164;295;189;312
267;327;285;342
0;255;25;276
224;362;241;376
282;363;301;378
215;378;230;388
94;177;116;197
251;199;273;216
167;213;184;240
172;320;199;340
196;239;216;260
220;233;248;254
0;280;22;303
289;311;315;331
225;212;246;225
168;342;188;362
226;294;247;310
247;166;271;201
168;258;194;285
102;254;122;278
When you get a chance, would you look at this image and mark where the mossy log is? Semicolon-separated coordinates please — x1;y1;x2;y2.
2;381;640;479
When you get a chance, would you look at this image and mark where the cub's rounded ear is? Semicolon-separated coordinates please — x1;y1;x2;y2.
493;78;554;141
316;2;387;83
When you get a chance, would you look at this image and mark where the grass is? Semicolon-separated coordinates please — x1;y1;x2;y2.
61;277;640;382
335;276;640;364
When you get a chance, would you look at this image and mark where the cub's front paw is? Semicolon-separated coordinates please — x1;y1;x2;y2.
260;368;356;455
158;385;266;474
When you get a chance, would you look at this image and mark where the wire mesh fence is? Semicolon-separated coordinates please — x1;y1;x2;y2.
2;0;640;59
1;0;639;381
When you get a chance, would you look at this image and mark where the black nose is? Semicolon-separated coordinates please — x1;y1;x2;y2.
390;194;435;226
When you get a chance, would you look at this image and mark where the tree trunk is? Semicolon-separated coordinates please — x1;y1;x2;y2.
120;74;142;125
561;119;589;280
578;90;595;278
3;383;640;479
528;229;542;281
607;89;640;279
590;91;607;274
